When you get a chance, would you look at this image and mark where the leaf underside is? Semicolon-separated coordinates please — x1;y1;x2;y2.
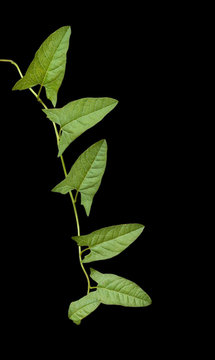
68;292;100;325
72;223;145;262
90;269;152;307
52;139;107;216
12;26;71;106
43;97;118;156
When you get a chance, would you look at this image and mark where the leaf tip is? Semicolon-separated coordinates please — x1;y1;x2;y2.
42;108;47;115
68;308;81;325
110;98;119;109
95;139;107;152
134;223;145;232
71;235;78;244
144;293;152;307
102;138;108;146
57;149;62;158
12;80;20;91
67;25;72;34
63;25;72;33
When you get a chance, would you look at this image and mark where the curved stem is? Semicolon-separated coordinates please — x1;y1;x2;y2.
80;247;90;256
79;248;91;294
0;59;60;143
0;58;91;293
74;190;79;203
0;59;23;78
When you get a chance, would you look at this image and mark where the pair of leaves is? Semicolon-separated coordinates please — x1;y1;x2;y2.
69;224;148;324
69;223;148;324
68;269;152;325
13;26;71;107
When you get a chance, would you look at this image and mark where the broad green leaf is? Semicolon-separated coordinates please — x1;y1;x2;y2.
43;97;118;156
12;26;71;106
52;139;107;216
68;292;100;325
90;269;152;307
72;223;144;263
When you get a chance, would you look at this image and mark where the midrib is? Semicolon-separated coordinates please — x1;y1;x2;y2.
41;30;68;87
62;103;114;130
77;144;104;192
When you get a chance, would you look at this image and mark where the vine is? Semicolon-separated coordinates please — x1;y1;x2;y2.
0;25;151;324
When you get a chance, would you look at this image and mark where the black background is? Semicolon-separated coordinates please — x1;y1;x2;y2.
0;3;157;356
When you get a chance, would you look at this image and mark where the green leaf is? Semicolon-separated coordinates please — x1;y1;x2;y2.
52;139;107;216
90;269;152;307
43;97;118;156
72;223;144;263
12;26;71;106
68;292;100;325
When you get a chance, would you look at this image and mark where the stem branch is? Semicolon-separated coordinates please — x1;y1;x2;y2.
0;58;91;293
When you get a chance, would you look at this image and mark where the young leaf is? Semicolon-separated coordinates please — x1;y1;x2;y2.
72;223;144;263
68;292;100;325
52;139;107;216
43;97;118;156
90;269;152;307
12;26;71;107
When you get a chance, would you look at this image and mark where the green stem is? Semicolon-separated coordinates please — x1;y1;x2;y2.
0;59;23;78
37;84;43;100
79;248;91;294
59;151;90;292
0;59;60;143
80;247;90;256
0;58;91;294
74;190;79;203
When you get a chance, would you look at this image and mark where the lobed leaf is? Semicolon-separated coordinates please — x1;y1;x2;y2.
68;292;100;325
72;223;144;263
52;139;107;216
43;97;118;156
90;269;152;307
12;26;71;106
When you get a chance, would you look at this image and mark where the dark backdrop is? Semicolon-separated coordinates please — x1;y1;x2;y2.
0;4;157;356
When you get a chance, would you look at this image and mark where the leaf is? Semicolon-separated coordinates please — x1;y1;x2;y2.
52;139;107;216
12;26;71;106
72;224;144;263
43;97;118;156
90;269;152;307
68;292;100;325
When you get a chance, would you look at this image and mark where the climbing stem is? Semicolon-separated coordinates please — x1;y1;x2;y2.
0;58;91;293
79;247;91;294
0;59;23;79
0;59;60;141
